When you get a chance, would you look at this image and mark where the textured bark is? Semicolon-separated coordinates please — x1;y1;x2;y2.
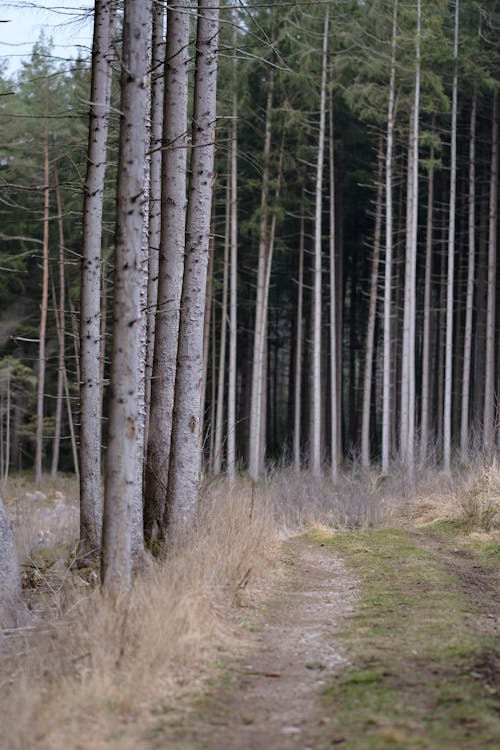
227;16;238;484
51;164;66;479
483;91;498;455
361;143;384;468
382;0;398;474
0;496;29;628
310;9;329;478
293;199;305;472
329;73;339;480
101;0;152;592
35;115;49;487
460;95;477;461
444;0;459;471
248;71;274;480
144;0;190;544
80;0;115;550
420;129;435;465
167;0;219;537
144;0;165;448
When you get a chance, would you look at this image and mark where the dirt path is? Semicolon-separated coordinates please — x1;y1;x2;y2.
155;538;358;750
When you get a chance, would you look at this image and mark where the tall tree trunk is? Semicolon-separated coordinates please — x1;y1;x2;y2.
213;164;230;476
460;94;477;461
248;70;274;480
420;121;435;465
101;0;152;593
382;0;398;474
35;112;50;487
310;8;329;478
329;71;339;480
51;164;66;479
227;14;238;484
79;0;115;549
294;197;305;472
483;91;498;455
444;0;459;471
144;0;165;450
0;496;29;628
361;142;384;468
144;0;190;544
166;0;219;538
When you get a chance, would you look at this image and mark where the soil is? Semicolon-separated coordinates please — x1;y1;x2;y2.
153;538;359;750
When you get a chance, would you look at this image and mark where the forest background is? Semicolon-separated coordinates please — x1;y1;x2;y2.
0;0;498;574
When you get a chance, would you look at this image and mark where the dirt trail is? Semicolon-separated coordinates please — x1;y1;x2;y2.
159;538;358;750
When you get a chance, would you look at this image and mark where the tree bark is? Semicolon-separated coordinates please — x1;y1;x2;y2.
310;8;329;478
101;0;152;593
483;90;498;455
361;142;384;468
35;111;50;487
144;0;191;544
460;95;477;461
51;163;66;479
382;0;398;474
79;0;115;550
166;0;219;538
0;496;29;628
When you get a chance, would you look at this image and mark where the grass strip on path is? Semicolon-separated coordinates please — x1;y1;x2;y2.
313;528;499;750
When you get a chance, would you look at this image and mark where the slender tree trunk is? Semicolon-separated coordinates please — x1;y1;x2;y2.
444;0;459;471
460;95;477;461
227;14;238;484
294;198;305;472
51;164;66;479
144;0;190;544
35;112;50;487
213;164;230;476
329;74;339;480
249;70;274;480
361;142;384;468
311;8;329;478
101;0;152;592
79;0;115;549
382;0;398;474
420;121;435;465
144;0;165;449
483;91;498;455
166;0;219;538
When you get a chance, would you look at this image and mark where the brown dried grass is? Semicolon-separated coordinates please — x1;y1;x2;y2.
1;481;279;750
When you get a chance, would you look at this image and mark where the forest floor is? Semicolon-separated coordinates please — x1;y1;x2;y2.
144;524;500;750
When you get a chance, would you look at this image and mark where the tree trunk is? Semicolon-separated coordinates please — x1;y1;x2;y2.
310;8;329;478
460;95;477;462
382;0;398;474
166;0;219;538
294;197;305;472
101;0;152;593
420;121;435;465
227;14;238;484
51;164;66;479
248;70;274;480
35;112;50;487
483;90;498;455
361;142;384;468
213;164;230;476
79;0;115;550
443;0;459;471
329;69;339;480
144;0;191;544
0;496;29;628
144;0;165;450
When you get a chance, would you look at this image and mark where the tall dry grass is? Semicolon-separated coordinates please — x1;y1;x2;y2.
1;483;278;750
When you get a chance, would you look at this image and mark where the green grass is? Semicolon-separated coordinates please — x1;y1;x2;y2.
312;528;500;749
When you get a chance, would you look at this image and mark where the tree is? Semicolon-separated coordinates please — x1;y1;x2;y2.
101;0;152;592
0;495;29;628
166;0;220;537
80;0;116;551
144;0;191;544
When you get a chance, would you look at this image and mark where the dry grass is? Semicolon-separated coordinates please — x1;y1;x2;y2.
1;481;279;750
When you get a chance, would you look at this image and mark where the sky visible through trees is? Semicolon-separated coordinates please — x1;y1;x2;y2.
0;0;498;584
